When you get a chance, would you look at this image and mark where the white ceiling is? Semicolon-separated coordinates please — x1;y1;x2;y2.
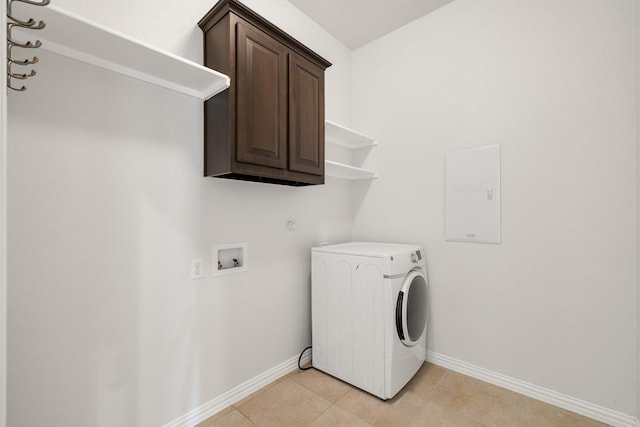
287;0;456;49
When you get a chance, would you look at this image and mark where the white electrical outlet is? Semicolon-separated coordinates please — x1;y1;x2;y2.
191;258;204;279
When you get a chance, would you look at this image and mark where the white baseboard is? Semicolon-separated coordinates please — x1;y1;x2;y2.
164;349;636;427
426;351;636;427
163;351;311;427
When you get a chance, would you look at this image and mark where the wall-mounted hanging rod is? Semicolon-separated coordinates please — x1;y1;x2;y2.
6;0;49;91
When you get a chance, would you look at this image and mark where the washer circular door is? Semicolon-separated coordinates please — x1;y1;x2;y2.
395;269;428;346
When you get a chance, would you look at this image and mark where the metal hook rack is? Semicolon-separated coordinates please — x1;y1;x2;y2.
6;0;50;91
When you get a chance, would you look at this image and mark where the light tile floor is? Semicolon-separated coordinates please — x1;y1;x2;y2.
196;363;607;427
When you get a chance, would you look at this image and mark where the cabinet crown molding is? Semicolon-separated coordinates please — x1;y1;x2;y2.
199;0;331;70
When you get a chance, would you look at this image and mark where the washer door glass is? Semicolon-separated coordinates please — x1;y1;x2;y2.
395;270;428;347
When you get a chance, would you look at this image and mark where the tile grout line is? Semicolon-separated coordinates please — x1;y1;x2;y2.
409;365;495;427
234;405;256;426
289;367;344;425
231;392;258;425
427;365;449;398
411;363;450;405
288;367;364;426
308;401;334;426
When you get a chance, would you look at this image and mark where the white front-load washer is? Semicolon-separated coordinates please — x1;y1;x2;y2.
311;242;429;400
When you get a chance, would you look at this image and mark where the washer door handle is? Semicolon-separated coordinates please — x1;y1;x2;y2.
395;290;405;341
397;270;429;347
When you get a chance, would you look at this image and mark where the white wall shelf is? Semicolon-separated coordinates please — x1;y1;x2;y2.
324;121;377;180
14;4;230;100
325;160;377;180
325;120;377;149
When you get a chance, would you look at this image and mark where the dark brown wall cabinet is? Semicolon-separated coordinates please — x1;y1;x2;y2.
199;0;331;186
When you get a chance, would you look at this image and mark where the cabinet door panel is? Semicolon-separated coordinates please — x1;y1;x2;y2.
289;52;324;176
236;22;288;169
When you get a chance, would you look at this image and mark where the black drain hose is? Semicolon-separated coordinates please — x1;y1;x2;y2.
298;346;312;371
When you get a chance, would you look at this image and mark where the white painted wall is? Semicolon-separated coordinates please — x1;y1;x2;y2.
1;2;7;426
352;0;637;416
636;0;640;420
8;0;639;424
6;1;352;426
40;0;351;124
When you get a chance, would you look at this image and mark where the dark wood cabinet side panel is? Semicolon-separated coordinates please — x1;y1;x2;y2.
203;15;234;177
236;22;288;170
204;15;231;75
204;89;231;176
288;53;324;176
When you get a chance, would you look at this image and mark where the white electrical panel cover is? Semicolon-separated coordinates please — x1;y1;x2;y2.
444;144;501;244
